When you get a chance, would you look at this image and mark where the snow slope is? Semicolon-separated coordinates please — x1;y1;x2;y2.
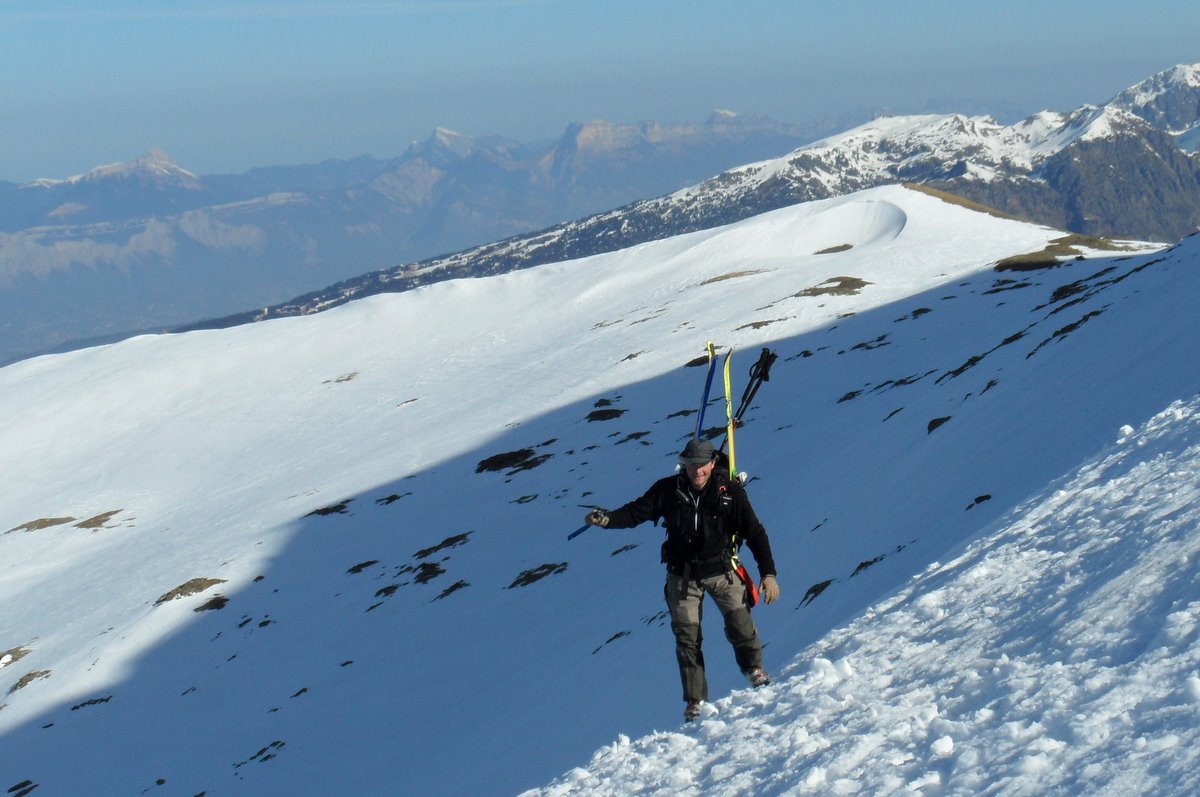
531;395;1200;795
2;185;1197;796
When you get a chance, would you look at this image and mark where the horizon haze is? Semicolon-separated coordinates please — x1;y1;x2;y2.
2;0;1198;182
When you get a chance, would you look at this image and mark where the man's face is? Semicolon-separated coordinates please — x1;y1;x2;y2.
684;458;714;490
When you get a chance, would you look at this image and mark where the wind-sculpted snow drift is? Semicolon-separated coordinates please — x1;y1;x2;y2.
2;186;1198;795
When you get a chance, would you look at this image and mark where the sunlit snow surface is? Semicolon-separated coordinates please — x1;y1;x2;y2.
2;185;1198;796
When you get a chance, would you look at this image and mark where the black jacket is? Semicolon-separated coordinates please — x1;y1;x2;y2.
605;468;777;578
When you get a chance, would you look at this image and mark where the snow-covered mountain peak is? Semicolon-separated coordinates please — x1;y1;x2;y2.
654;83;1190;218
1109;62;1200;138
704;108;746;129
1116;62;1200;105
1077;104;1153;142
430;126;474;150
401;127;489;165
26;149;200;188
82;149;197;182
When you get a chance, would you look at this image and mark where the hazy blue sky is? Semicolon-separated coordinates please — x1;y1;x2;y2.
2;0;1197;182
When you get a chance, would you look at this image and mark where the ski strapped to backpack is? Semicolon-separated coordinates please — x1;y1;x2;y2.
717;347;778;474
716;345;777;605
722;349;738;479
693;340;718;440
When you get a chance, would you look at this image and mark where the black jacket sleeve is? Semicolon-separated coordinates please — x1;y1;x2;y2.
603;478;671;529
732;485;777;578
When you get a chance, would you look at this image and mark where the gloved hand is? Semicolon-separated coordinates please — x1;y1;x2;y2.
584;509;610;527
759;575;780;605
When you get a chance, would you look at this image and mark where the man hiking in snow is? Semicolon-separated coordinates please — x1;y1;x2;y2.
583;437;780;721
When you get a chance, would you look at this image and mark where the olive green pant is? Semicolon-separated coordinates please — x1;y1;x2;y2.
666;569;762;702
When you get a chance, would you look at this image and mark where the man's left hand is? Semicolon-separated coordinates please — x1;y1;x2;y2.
760;575;780;605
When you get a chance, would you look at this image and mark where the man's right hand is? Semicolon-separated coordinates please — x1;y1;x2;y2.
585;509;610;527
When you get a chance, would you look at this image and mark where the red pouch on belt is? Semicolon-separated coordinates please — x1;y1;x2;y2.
734;562;759;607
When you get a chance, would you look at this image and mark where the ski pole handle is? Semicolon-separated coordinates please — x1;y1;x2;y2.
567;524;590;540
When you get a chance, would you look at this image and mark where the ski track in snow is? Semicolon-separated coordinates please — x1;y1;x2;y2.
530;399;1200;796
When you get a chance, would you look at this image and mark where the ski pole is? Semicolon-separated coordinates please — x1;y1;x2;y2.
567;524;591;540
735;348;777;422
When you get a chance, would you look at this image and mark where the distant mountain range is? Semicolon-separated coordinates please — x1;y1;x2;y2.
217;63;1200;328
3;64;1199;364
0;111;866;365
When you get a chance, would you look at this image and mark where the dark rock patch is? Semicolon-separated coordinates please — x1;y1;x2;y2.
194;595;229;612
8;670;50;695
234;740;286;769
75;510;123;529
735;318;787;330
966;494;993;510
586;409;626;422
794;276;872;298
592;630;631;654
476;448;553;473
412;562;445;585
415;532;472;559
927;416;952;434
6;517;75;533
800;579;834;607
433;580;470;602
851;556;886;578
70;695;112;711
306;500;353;516
506;563;568;589
701;269;768;285
1027;310;1106;358
155;578;228;606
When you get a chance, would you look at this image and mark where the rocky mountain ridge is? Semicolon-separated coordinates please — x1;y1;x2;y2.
0;110;853;365
213;64;1200;327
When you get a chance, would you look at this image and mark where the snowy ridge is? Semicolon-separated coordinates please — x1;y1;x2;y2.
1109;62;1200;145
676;102;1147;205
249;63;1200;327
1110;63;1200;125
26;149;199;188
2;186;1198;795
530;395;1200;796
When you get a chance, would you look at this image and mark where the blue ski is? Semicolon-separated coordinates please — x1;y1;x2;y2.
693;341;718;439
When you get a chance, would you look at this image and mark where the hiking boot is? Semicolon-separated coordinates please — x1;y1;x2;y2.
745;667;770;688
684;700;703;722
